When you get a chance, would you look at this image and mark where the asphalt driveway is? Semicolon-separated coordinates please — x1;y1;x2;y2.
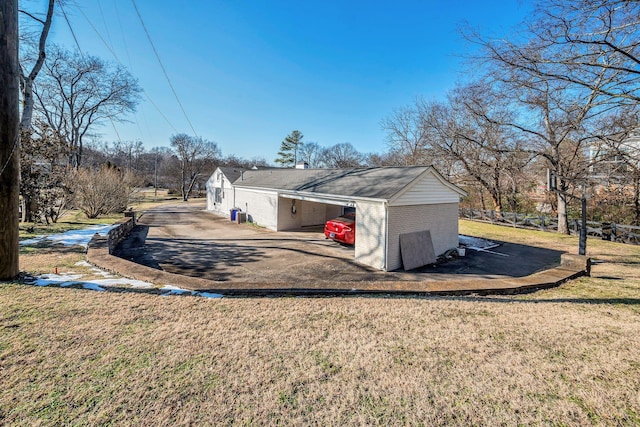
112;202;564;285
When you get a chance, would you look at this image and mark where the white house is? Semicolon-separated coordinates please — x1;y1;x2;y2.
205;166;245;215
206;166;466;271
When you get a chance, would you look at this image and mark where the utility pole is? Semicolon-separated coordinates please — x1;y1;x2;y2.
579;183;587;256
154;148;158;198
0;0;20;279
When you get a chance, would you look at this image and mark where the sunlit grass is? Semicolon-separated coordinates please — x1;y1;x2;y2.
18;191;201;240
3;217;639;425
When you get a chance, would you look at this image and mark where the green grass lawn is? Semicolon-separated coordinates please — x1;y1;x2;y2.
2;219;639;425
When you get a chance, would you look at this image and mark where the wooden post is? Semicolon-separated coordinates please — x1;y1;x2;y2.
0;0;20;279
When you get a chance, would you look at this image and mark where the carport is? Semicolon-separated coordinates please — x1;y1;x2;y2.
207;166;466;271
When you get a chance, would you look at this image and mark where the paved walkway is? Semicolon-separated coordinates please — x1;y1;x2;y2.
87;203;590;295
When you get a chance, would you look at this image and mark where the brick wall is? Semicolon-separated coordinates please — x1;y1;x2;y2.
387;203;459;271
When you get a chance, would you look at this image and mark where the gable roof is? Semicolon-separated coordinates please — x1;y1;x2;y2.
232;166;465;201
217;166;246;183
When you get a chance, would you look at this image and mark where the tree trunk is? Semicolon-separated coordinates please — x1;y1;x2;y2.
181;161;188;201
0;0;20;279
21;194;37;223
557;192;570;234
490;192;502;217
20;79;35;129
19;0;54;131
633;173;640;226
492;174;503;217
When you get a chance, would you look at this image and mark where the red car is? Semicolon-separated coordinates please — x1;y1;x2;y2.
324;212;356;245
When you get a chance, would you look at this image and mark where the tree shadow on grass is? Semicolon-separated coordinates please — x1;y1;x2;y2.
427;295;640;305
19;243;87;255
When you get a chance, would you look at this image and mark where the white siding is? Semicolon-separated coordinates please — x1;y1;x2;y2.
206;175;216;211
355;201;387;270
391;171;461;206
277;196;302;230
301;201;327;226
278;198;345;231
386;203;459;271
234;188;279;230
206;170;235;216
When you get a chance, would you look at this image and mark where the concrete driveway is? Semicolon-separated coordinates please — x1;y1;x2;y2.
113;202;564;286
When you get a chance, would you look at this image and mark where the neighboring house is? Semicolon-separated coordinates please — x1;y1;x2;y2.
206;166;466;271
589;129;640;181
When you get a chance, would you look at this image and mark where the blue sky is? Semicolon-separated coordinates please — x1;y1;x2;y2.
40;0;532;162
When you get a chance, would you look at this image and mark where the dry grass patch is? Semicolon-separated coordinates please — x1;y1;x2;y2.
2;283;640;425
3;219;639;425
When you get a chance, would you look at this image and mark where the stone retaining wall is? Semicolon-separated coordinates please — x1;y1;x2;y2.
107;217;135;253
87;212;136;255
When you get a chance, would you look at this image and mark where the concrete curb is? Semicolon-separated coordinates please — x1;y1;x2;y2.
87;233;590;297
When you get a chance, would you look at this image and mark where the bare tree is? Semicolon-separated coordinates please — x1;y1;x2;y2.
18;0;55;130
381;100;432;166
526;0;640;104
100;140;145;172
420;84;532;215
170;133;220;201
220;154;269;169
464;3;639;233
298;141;323;168
321;143;364;168
33;46;141;167
364;151;405;167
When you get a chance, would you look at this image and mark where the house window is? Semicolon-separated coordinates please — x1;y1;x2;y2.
214;188;222;204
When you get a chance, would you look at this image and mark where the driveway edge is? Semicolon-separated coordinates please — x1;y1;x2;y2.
87;234;590;296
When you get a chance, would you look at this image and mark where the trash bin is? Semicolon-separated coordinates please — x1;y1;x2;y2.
230;209;238;221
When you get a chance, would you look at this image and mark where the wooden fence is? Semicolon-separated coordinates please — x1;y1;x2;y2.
459;208;640;245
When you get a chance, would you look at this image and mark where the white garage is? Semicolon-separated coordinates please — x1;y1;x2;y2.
206;166;466;271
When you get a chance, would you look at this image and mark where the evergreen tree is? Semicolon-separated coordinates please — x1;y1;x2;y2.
275;130;304;167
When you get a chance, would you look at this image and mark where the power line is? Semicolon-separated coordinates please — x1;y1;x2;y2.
59;2;125;149
96;0;113;52
59;2;83;55
130;0;199;137
112;0;149;142
70;2;180;135
0;134;19;179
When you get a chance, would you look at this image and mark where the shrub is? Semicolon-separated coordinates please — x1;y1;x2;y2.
68;166;135;218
